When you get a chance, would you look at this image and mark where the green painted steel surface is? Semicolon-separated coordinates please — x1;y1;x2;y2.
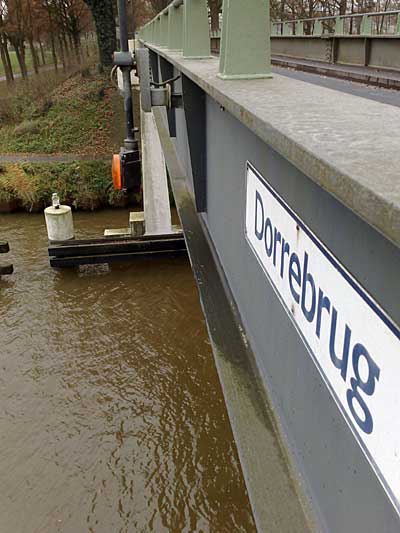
296;21;304;36
283;21;291;35
168;4;183;51
219;0;272;80
313;20;323;35
160;11;169;47
335;16;345;34
361;14;372;36
183;0;210;59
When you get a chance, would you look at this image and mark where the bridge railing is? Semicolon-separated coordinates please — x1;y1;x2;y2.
272;10;400;37
138;0;272;80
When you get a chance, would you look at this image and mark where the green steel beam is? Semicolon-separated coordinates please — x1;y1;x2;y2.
159;11;169;47
154;17;161;45
283;21;291;35
361;14;372;36
271;23;280;36
168;4;184;51
335;16;345;35
295;21;304;36
313;20;323;35
219;0;272;80
183;0;211;59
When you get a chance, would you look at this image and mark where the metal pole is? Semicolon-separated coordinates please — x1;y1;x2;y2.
117;0;137;149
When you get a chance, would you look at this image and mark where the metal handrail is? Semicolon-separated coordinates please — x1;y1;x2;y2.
272;10;400;24
271;9;400;36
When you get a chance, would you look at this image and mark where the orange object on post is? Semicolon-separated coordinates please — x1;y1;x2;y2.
112;154;122;190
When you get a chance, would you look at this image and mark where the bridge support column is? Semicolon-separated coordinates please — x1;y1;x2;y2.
168;4;183;51
219;0;272;80
183;0;210;59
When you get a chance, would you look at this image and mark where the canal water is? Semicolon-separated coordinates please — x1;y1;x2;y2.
0;210;255;533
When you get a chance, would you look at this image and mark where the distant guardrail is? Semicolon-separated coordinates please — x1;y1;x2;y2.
272;10;400;36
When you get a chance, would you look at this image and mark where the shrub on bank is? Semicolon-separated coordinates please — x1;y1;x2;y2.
0;161;127;213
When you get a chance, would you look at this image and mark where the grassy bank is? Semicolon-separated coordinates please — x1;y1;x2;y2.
0;71;117;154
0;67;131;213
0;161;127;213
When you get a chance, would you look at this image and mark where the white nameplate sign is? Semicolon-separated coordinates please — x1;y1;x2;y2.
245;162;400;512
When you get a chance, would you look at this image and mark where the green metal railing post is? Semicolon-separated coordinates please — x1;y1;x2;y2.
168;4;183;51
335;16;345;34
397;13;400;34
361;14;372;35
219;0;272;80
183;0;211;59
283;21;291;35
313;19;323;35
295;21;304;35
160;11;169;47
154;17;161;45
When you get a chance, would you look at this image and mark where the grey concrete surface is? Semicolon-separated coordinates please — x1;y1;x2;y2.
273;66;400;108
272;56;400;89
141;109;172;235
145;44;400;249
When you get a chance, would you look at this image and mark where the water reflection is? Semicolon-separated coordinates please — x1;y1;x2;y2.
0;210;255;532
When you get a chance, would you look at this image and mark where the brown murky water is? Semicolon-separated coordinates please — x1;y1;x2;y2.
0;210;255;533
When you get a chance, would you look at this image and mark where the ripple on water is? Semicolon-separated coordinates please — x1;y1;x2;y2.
0;211;255;532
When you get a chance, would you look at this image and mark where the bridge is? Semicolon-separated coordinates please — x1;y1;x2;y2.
113;1;400;531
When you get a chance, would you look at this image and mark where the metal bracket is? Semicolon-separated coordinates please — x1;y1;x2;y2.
113;51;135;67
135;47;180;112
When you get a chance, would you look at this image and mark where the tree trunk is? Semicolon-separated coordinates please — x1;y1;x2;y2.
46;6;58;71
50;33;58;71
15;41;28;79
62;32;70;66
0;34;13;83
39;40;46;65
28;38;39;74
84;0;116;68
57;35;66;71
72;32;81;64
4;38;14;81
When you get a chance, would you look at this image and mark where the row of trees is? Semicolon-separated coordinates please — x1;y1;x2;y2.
0;0;94;83
271;0;400;21
2;0;399;84
126;0;400;38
